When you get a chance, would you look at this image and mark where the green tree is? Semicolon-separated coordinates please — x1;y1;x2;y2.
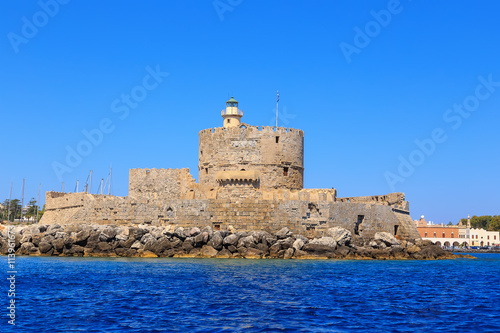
459;218;468;225
489;216;500;231
447;221;453;226
2;199;21;221
25;198;39;221
470;215;492;229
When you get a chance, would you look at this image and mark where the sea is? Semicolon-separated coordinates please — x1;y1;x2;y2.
2;254;500;332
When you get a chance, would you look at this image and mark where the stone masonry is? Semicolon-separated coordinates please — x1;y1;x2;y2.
41;97;421;241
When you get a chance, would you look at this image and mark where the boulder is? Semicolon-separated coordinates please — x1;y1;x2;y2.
38;242;53;254
200;245;218;258
209;232;224;250
131;227;147;241
284;248;295;259
292;239;304;251
140;233;156;245
174;227;186;240
182;238;194;251
302;243;336;256
194;232;209;247
374;232;400;246
187;227;201;237
201;226;213;239
238;247;263;259
131;241;143;250
75;230;90;245
276;227;293;239
223;234;239;246
52;238;65;252
216;248;232;258
310;237;337;248
326;227;352;246
31;233;44;247
406;244;421;254
97;242;112;252
55;232;67;239
99;227;117;241
237;235;256;248
17;242;35;255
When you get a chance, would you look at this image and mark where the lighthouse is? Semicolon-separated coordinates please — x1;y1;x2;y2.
221;96;243;128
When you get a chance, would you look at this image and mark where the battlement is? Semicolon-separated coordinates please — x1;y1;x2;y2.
199;124;304;138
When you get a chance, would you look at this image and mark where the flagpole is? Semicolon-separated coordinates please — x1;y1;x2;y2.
276;90;279;128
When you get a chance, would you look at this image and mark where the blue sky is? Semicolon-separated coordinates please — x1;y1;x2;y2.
1;0;499;224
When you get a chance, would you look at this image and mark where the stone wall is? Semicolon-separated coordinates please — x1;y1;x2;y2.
41;189;420;240
198;125;304;190
129;168;197;201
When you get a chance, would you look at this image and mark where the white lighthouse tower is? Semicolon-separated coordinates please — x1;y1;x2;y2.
221;96;243;128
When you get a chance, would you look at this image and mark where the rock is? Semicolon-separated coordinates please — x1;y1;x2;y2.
406;244;421;254
131;241;143;250
256;243;269;254
202;226;213;239
336;245;351;257
182;238;194;251
226;245;237;253
38;242;53;254
228;225;236;234
174;227;186;240
216;248;232;258
374;232;400;246
64;236;75;248
97;242;112;252
31;233;43;247
131;227;147;240
52;238;65;252
75;230;90;245
294;234;308;243
237;235;256;248
41;235;55;244
169;238;182;248
55;231;67;239
302;243;336;256
276;227;293;239
139;250;158;258
293;239;304;251
293;249;308;258
416;239;434;247
284;248;295;259
144;239;161;253
417;245;446;259
187;227;201;237
200;245;218;257
326;227;352;246
161;248;175;257
238;247;263;259
223;234;239;246
116;234;128;241
20;234;32;243
269;243;281;257
194;232;208;247
209;232;224;250
140;233;156;245
277;237;294;249
99;227;117;241
18;242;35;255
310;237;337;249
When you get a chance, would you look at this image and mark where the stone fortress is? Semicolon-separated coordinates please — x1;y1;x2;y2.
41;97;420;241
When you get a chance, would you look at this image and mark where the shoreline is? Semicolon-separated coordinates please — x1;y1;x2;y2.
1;223;476;261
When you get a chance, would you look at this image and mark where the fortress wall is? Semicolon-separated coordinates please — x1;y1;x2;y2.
129;168;196;201
198;125;304;190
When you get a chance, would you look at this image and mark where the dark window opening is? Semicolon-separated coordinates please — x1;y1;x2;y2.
354;215;364;235
205;168;208;174
214;224;221;231
394;225;399;236
276;136;280;143
227;119;231;123
284;167;289;176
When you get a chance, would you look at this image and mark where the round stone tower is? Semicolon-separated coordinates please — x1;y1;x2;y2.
199;97;304;191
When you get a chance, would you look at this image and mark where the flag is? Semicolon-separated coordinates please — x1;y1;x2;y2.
277;90;279;102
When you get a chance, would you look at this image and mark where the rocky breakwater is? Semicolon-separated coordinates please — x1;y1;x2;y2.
0;224;473;260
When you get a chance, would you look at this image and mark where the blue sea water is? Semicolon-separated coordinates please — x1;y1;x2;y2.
1;254;500;332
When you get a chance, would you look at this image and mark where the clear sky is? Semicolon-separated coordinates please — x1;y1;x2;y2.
1;0;499;224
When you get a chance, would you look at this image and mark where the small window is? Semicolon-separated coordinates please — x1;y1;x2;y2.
276;136;280;143
424;232;427;237
227;119;231;123
283;167;289;176
434;232;436;238
205;168;208;174
214;224;221;231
